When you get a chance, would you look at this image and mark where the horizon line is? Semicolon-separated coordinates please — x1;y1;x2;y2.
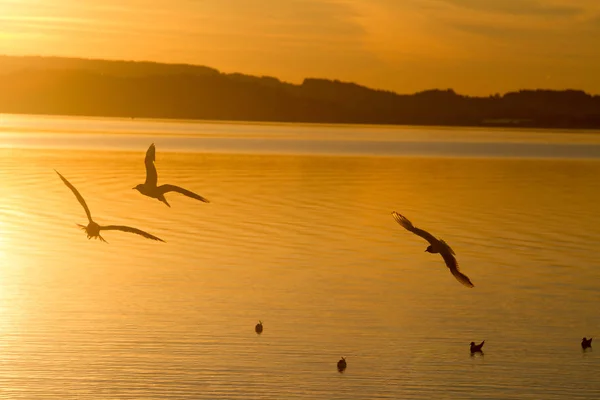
1;53;598;98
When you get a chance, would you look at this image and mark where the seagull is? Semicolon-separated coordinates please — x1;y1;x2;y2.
582;337;592;350
56;170;165;243
133;143;209;207
391;211;474;288
255;321;263;334
470;341;485;354
337;357;347;372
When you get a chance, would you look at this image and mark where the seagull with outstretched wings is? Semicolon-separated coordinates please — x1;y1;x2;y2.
391;211;474;288
133;143;209;207
56;170;165;243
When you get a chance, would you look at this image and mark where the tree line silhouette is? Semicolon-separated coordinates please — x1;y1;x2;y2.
1;55;599;128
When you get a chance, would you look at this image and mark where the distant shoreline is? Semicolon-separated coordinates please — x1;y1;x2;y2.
1;55;600;130
3;112;600;135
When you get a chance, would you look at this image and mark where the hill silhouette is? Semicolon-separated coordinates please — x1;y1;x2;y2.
1;55;599;128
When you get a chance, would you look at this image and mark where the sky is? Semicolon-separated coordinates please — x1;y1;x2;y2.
1;0;599;95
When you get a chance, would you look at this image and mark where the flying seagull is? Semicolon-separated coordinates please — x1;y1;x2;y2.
133;143;209;207
56;170;165;243
391;211;474;288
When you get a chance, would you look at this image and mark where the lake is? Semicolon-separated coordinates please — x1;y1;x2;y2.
1;114;600;399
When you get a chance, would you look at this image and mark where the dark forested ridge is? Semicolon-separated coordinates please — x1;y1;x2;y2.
1;55;600;129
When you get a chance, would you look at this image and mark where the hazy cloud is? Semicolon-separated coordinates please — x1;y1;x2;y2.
1;0;599;94
203;0;367;43
449;22;536;39
435;0;584;16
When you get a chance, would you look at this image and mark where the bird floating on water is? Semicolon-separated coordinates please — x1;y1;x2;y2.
56;170;165;243
391;211;474;288
133;143;210;207
255;321;263;334
582;337;593;350
470;341;485;354
337;357;347;372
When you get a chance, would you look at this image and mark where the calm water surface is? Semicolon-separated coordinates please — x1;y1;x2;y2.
1;115;600;399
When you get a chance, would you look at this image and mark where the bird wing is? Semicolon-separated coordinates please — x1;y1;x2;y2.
441;250;474;288
391;211;438;245
55;170;93;223
158;184;210;203
144;143;158;187
100;225;165;242
440;239;456;256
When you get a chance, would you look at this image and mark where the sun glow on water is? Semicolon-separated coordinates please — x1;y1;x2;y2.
0;219;7;261
0;115;599;398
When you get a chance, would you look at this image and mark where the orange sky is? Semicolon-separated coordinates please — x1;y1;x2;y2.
1;0;599;95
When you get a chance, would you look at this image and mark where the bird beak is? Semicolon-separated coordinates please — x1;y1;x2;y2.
132;187;136;190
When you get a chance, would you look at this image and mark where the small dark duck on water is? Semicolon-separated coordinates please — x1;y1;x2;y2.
255;321;263;334
470;341;485;354
582;337;592;350
337;357;347;372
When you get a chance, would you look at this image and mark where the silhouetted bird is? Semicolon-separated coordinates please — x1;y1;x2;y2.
470;341;485;354
56;170;165;243
255;321;263;334
391;211;474;288
337;357;347;372
133;143;209;207
582;337;592;350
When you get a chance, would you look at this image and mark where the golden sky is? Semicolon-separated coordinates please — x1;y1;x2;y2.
1;0;599;95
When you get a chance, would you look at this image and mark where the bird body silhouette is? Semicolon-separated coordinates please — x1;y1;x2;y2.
134;143;209;207
56;170;164;243
337;357;347;372
582;337;592;350
255;321;263;334
391;211;474;288
470;341;485;354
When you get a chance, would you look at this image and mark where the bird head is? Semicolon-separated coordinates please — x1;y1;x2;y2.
425;245;433;253
470;342;475;346
133;184;144;192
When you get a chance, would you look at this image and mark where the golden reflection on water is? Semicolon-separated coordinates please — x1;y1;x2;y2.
1;145;600;399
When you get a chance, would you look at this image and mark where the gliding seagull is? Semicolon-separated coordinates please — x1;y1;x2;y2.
391;211;474;288
133;143;209;207
56;170;164;243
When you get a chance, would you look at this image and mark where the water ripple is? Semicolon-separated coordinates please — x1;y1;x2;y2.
0;123;600;398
